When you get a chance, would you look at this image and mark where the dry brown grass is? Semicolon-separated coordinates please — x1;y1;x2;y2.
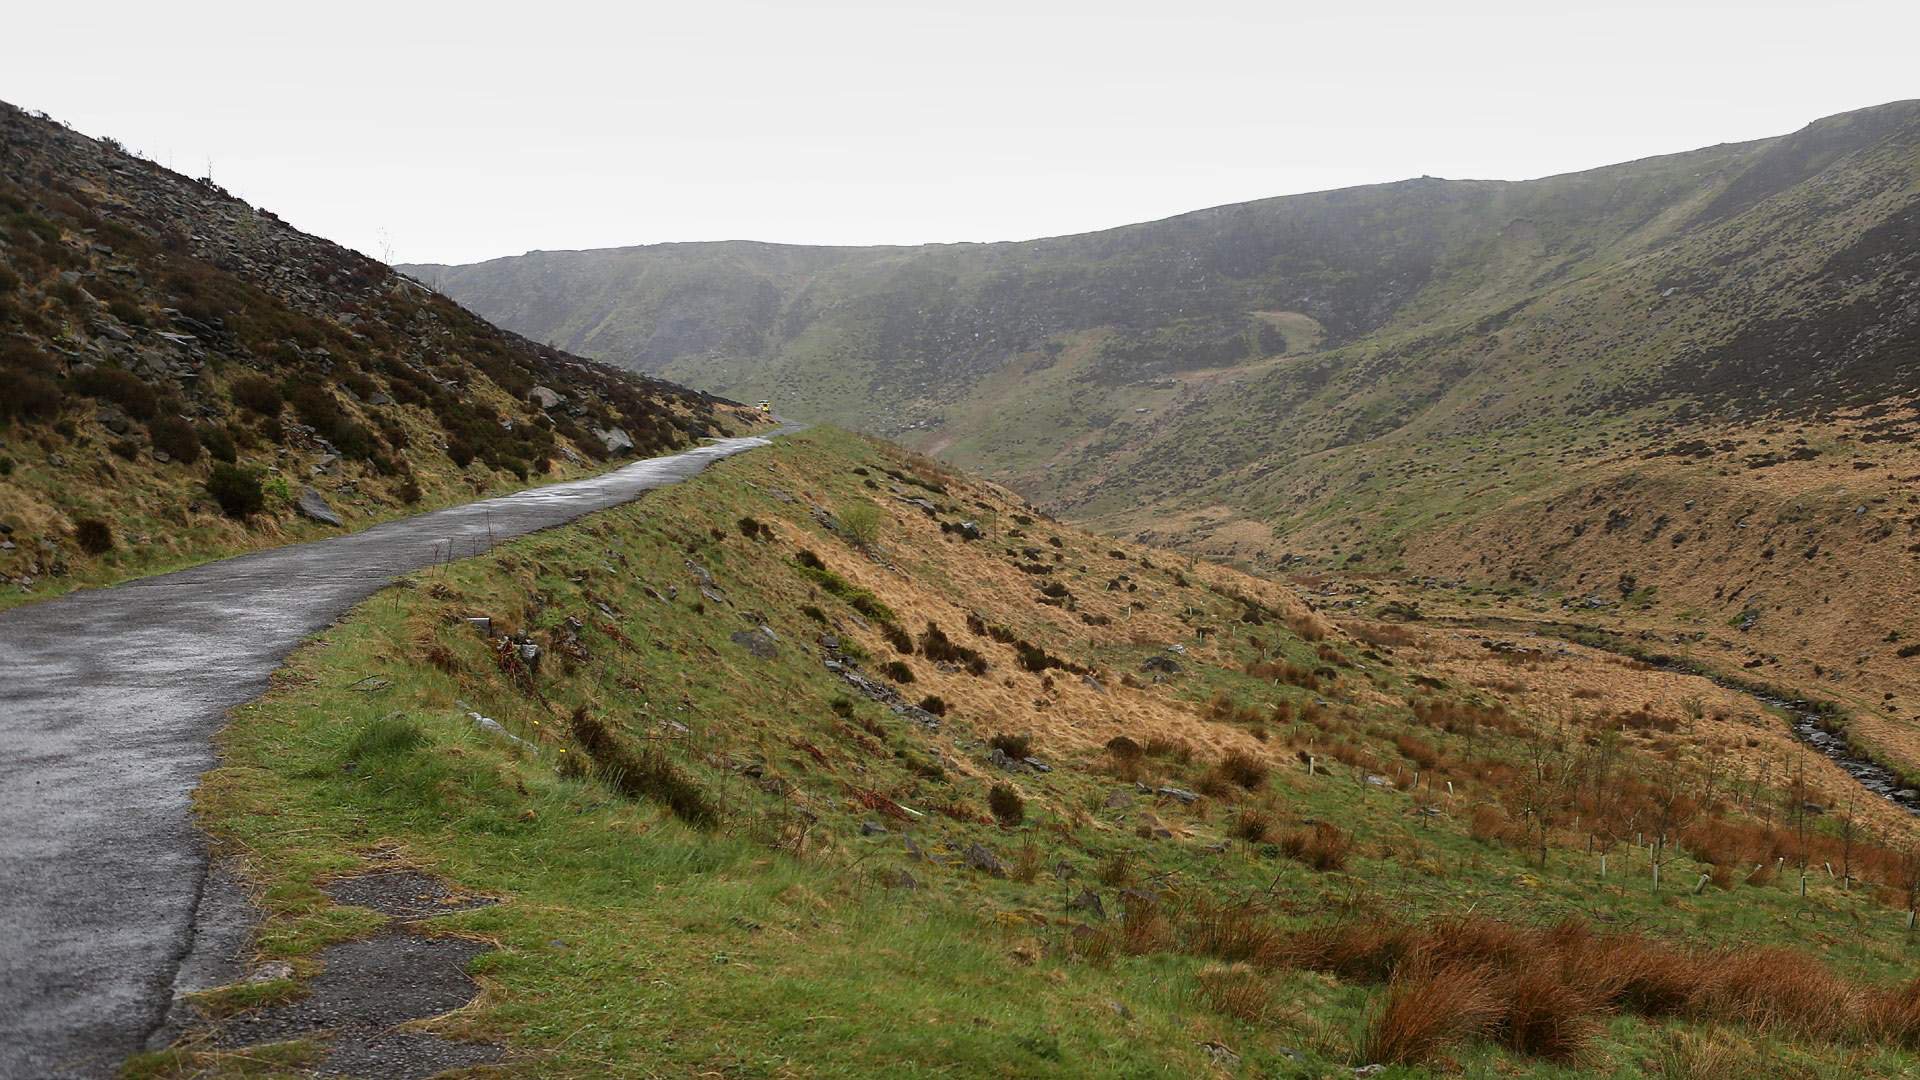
1179;895;1287;966
1212;749;1269;791
1195;963;1278;1023
1010;842;1044;883
1394;732;1440;770
1229;808;1273;843
1343;620;1420;649
1284;608;1333;642
1246;656;1323;691
1279;913;1920;1064
1279;821;1352;871
1361;963;1502;1065
1469;805;1526;848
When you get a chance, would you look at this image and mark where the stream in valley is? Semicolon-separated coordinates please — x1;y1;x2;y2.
1440;615;1920;816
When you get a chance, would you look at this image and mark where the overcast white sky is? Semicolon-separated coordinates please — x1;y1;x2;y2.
6;1;1915;265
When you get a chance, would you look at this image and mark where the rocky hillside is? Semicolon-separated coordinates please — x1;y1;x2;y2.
0;102;763;604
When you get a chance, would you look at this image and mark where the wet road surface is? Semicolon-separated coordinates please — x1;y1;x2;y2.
0;432;780;1077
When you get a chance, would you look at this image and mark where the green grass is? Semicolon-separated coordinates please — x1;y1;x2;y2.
172;428;1920;1077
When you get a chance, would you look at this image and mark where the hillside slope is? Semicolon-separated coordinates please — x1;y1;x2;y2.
146;427;1920;1077
409;101;1920;769
0;101;764;606
407;101;1919;473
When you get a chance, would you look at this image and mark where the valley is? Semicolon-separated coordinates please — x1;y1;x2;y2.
127;429;1920;1077
3;89;1919;1079
412;99;1920;780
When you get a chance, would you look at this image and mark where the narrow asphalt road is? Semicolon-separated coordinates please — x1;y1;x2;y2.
0;431;783;1078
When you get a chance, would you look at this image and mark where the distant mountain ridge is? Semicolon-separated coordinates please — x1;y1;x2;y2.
407;102;1919;539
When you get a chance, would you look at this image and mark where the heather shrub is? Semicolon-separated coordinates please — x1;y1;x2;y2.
73;517;114;555
207;463;264;518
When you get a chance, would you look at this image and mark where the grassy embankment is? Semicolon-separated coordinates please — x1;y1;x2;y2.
148;427;1920;1077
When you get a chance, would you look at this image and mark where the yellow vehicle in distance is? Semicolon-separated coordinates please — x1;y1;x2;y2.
757;399;773;414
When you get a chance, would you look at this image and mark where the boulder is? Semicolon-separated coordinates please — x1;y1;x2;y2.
965;843;1007;878
730;627;779;659
295;486;344;526
594;426;634;454
528;385;563;409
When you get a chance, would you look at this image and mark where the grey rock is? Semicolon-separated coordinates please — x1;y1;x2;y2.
295;486;343;526
964;843;1006;878
468;712;528;747
1068;888;1105;918
729;628;778;659
860;820;888;836
1140;655;1180;674
594;426;634;454
1155;786;1200;805
245;961;294;984
895;703;942;731
527;385;563;409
